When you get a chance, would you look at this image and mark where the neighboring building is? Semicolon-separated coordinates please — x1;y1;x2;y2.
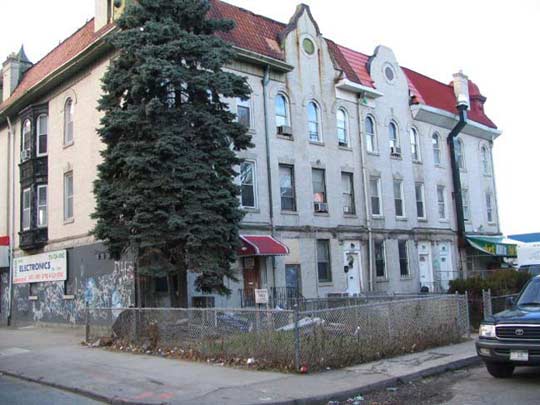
0;0;506;324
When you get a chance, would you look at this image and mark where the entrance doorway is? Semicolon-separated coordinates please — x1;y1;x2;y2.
343;241;362;296
418;241;434;292
439;242;454;292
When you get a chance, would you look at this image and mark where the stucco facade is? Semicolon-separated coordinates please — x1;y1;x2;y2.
0;0;503;323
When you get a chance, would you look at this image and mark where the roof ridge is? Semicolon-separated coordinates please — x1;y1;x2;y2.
334;42;371;58
401;66;452;89
18;18;95;76
219;0;287;28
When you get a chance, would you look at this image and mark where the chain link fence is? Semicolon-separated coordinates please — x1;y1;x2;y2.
85;294;469;372
481;289;520;320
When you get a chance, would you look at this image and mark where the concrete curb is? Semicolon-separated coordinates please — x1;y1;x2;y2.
0;370;156;405
265;355;482;405
0;356;482;405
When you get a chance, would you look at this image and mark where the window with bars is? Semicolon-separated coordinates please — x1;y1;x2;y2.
279;164;296;211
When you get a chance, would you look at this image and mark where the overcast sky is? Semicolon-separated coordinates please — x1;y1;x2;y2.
1;0;539;236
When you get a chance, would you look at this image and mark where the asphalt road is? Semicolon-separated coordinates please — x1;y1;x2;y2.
337;364;540;404
0;375;104;405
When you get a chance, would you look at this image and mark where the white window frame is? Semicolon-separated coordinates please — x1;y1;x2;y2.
486;191;494;224
393;179;405;218
370;177;383;217
388;121;400;149
374;240;386;279
462;187;470;222
365;115;377;153
415;183;426;220
398;240;410;278
239;160;257;209
410;127;421;162
236;97;251;129
481;146;491;175
432;132;441;166
275;93;290;129
437;185;447;220
279;164;296;211
64;98;74;146
307;101;322;143
37;184;48;228
337;108;349;147
64;171;74;222
22;188;32;231
455;138;465;170
22;119;32;158
36;114;48;157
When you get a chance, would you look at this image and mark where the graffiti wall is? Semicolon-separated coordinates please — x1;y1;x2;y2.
7;243;135;325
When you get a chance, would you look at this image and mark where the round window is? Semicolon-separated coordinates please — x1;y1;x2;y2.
302;38;315;55
384;65;395;82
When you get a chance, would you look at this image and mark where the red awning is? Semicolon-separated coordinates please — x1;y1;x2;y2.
0;236;9;246
238;235;289;257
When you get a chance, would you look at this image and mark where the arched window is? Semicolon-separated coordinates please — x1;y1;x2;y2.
275;93;290;129
481;146;491;175
410;127;420;161
64;98;74;145
36;114;48;156
22;119;32;159
389;121;399;154
432;132;441;165
337;108;348;147
307;101;321;142
455;138;465;169
365;116;376;153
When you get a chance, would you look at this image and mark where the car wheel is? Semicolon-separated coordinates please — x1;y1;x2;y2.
485;362;514;378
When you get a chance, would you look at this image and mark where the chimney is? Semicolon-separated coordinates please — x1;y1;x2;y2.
452;70;469;110
2;45;32;101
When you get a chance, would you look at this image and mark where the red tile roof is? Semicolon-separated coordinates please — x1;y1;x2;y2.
0;20;113;111
1;0;497;129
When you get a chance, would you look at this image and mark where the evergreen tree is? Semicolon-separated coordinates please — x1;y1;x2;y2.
93;0;252;297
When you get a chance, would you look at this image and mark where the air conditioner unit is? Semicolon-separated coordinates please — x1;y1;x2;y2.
390;146;402;156
277;125;293;137
314;202;328;213
343;206;354;214
21;149;31;161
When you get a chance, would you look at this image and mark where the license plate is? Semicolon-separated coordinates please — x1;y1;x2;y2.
510;350;529;361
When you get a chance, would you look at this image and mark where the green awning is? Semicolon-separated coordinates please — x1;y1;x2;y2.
466;235;517;258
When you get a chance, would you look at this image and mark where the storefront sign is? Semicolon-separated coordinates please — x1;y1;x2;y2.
13;250;67;284
255;288;269;304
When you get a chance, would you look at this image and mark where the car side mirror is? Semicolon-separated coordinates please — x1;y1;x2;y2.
506;296;515;307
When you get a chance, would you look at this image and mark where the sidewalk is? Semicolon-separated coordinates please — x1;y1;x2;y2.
0;326;479;405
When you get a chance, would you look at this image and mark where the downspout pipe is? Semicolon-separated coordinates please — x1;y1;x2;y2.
6;116;15;326
447;104;468;245
261;65;277;293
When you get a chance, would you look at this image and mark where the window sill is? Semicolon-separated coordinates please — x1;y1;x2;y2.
435;164;444;169
318;282;333;287
276;134;294;141
338;145;352;151
63;141;74;150
366;151;379;156
343;213;357;218
483;173;492;178
413;160;422;165
247;128;256;136
314;212;330;217
488;221;497;226
29;296;38;301
439;219;449;223
36;153;48;158
417;218;428;222
390;155;403;160
242;207;260;213
64;218;75;225
400;276;413;281
371;215;384;219
396;216;408;221
375;277;388;283
281;210;298;216
63;294;75;300
309;140;324;146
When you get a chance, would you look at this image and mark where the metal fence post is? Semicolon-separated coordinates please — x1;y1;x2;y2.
294;305;300;372
482;289;492;320
85;301;90;343
464;291;471;338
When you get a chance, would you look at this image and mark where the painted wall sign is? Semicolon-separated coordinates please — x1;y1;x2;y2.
13;250;67;284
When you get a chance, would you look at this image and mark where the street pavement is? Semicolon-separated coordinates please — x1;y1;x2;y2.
0;375;104;405
0;325;478;404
